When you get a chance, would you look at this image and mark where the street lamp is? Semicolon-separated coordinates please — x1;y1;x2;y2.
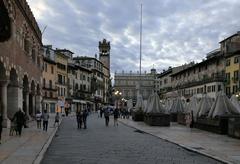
114;90;122;109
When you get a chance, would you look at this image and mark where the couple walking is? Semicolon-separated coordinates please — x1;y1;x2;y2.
36;110;50;131
76;109;88;129
104;107;120;127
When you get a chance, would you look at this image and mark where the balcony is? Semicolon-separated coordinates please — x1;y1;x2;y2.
43;84;57;91
175;74;225;89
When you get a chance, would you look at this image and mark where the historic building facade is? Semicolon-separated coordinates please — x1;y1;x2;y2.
0;0;42;127
42;45;57;113
166;49;225;99
220;32;240;96
73;56;104;109
114;69;156;104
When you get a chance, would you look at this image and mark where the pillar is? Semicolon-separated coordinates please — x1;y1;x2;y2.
0;80;10;128
24;91;30;118
7;83;21;119
35;94;41;113
32;94;36;116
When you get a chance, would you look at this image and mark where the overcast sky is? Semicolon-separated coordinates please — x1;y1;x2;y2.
27;0;240;75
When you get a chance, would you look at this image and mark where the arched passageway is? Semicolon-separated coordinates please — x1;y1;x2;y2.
7;68;19;119
0;61;9;127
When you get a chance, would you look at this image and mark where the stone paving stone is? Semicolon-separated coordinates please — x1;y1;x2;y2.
42;114;222;164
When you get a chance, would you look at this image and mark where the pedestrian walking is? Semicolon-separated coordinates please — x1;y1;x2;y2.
0;112;3;144
82;109;88;129
13;108;25;136
42;110;49;131
104;107;110;127
54;112;60;127
113;108;120;126
76;109;83;129
97;109;101;118
36;111;42;129
100;107;103;118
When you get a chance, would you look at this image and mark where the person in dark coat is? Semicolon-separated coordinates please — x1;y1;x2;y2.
113;108;120;126
0;113;3;144
13;109;25;136
76;109;83;129
82;109;88;129
104;107;110;127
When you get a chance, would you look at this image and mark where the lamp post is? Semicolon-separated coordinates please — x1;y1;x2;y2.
114;90;122;109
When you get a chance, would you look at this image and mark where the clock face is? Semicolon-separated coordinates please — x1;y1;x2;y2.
0;0;11;42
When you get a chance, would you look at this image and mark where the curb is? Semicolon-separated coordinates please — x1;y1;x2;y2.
33;119;63;164
119;120;233;164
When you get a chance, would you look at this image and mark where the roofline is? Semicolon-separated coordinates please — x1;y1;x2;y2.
219;32;240;43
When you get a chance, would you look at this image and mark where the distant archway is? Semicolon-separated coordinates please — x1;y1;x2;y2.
7;68;19;118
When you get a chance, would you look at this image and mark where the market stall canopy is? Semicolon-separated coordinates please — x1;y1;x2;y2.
134;94;144;112
230;95;240;113
208;92;240;118
186;95;199;121
197;94;212;117
169;97;185;113
146;93;166;114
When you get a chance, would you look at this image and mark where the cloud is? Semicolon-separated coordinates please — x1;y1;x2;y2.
27;0;240;75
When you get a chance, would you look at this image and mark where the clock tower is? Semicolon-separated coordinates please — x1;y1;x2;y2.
99;39;110;70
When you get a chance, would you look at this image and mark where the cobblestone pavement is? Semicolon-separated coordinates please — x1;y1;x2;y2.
42;114;223;164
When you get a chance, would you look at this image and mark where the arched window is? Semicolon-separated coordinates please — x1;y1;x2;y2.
49;80;52;89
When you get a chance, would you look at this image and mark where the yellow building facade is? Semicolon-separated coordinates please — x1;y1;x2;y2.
220;32;240;96
42;45;58;113
55;50;69;111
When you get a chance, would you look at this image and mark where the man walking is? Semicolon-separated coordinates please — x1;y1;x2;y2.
104;107;110;127
76;109;83;129
82;109;88;129
113;108;120;126
13;108;25;136
42;110;49;131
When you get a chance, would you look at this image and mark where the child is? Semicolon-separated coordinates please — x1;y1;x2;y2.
54;112;60;127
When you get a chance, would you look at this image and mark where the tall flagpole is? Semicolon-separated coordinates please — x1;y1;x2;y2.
140;4;142;76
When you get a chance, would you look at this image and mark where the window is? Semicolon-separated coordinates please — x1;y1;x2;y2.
226;59;230;66
45;92;47;97
207;86;211;92
226;73;230;81
226;87;231;96
51;66;54;74
49;80;52;89
234;70;239;80
57;63;66;70
64;88;65;96
50;92;53;98
83;75;86;80
43;78;46;87
212;85;216;92
58;74;63;84
233;85;238;94
218;85;221;91
234;57;239;64
198;67;201;72
45;63;47;72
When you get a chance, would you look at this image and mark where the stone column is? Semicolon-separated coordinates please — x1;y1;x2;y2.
32;95;36;116
7;83;20;119
24;91;30;118
0;80;10;128
35;94;41;113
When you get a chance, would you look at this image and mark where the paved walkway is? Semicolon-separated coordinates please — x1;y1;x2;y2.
0;114;61;164
119;118;240;164
42;114;222;164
